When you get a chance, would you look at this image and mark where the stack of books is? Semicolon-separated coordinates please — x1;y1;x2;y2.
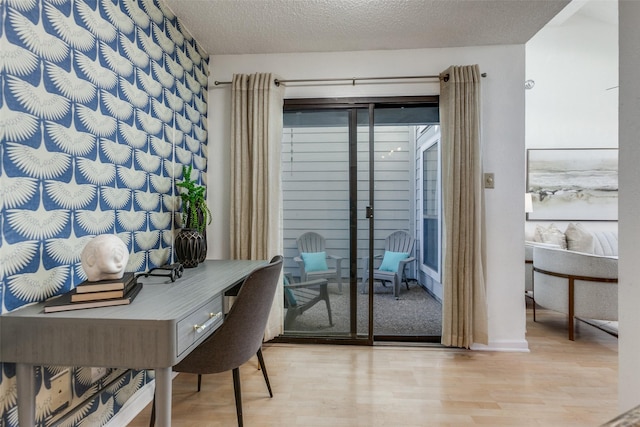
44;272;143;313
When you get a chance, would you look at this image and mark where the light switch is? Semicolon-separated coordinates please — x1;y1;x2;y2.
484;173;495;189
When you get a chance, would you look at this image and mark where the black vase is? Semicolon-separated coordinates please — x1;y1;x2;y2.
199;230;208;262
186;208;208;262
175;228;205;268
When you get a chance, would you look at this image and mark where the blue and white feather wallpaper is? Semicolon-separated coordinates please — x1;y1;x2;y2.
0;0;209;425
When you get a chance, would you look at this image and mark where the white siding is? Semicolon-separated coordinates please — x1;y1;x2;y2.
282;125;415;279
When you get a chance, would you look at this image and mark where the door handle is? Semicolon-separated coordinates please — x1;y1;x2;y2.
366;206;373;219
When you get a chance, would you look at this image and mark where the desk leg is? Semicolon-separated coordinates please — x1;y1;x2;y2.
155;367;172;427
16;363;35;427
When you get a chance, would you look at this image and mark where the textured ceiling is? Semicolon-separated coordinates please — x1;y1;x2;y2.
162;0;572;55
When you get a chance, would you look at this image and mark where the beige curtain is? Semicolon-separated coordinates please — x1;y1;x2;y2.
439;65;488;348
230;73;285;340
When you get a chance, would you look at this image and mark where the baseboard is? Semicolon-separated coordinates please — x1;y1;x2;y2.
471;339;530;352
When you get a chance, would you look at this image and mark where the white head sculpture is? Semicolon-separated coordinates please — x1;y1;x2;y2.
81;234;129;282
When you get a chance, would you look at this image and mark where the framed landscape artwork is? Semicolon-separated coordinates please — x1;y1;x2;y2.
526;148;618;221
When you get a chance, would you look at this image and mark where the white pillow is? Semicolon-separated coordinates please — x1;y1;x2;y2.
533;223;567;249
565;222;595;254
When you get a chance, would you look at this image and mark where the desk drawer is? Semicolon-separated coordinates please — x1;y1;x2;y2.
176;296;223;357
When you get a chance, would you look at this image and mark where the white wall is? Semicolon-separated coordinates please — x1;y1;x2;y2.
208;46;529;351
525;9;618;236
618;0;640;413
526;13;618;148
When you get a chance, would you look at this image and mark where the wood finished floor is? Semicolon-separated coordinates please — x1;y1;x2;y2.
129;308;618;426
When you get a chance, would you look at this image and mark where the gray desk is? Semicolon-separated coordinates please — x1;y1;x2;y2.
0;259;265;427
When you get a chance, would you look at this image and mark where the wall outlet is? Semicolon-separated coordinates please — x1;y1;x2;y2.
50;369;71;412
90;367;107;383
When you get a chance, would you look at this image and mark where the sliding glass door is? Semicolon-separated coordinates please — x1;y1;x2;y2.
369;106;442;341
281;106;366;340
280;97;441;344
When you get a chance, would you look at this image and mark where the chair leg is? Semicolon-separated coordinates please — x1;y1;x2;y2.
360;277;368;294
532;280;537;322
284;307;299;330
318;283;333;326
256;348;273;397
394;275;400;299
232;367;243;427
324;297;333;326
197;374;202;392
149;393;155;427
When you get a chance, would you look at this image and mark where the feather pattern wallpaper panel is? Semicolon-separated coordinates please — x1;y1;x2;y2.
0;0;209;425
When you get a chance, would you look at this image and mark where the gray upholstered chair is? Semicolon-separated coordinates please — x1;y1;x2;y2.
361;230;416;299
149;255;283;427
532;246;617;340
294;232;343;293
283;273;333;329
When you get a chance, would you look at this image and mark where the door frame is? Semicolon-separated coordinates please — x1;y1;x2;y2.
275;96;439;346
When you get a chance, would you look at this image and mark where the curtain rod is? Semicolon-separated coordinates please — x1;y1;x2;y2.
213;73;487;87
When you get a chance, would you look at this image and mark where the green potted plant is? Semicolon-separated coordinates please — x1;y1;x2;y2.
176;165;212;233
174;165;212;267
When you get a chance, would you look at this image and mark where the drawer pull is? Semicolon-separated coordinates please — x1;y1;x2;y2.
194;312;222;334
